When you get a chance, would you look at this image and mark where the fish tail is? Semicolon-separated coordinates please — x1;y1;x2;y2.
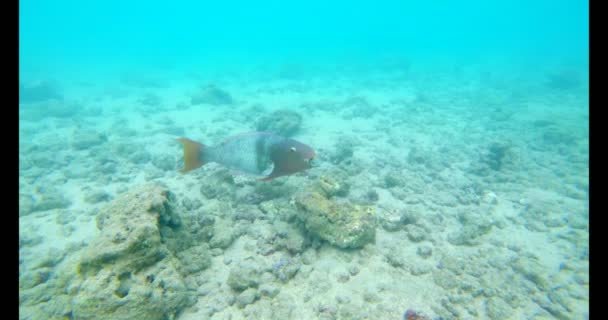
176;137;205;173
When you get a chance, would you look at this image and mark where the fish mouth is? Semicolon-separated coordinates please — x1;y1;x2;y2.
305;150;316;167
306;156;315;167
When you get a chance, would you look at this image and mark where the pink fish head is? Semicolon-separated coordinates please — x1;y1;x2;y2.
265;138;315;180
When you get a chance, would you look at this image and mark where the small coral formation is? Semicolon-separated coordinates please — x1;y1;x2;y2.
470;141;514;176
379;55;412;73
294;176;376;249
121;74;168;88
227;266;260;292
314;174;350;198
251;179;297;203
546;69;581;91
329;136;358;165
277;63;307;80
364;189;379;203
484;142;512;171
255;109;302;137
407;146;442;170
485;297;514;320
20;99;81;120
340;96;378;119
200;169;237;201
447;207;495;246
271;255;301;282
112;141;151;165
71;129;108;150
84;190;112;204
19;189;72;217
139;92;163;107
152;154;176;171
208;217;235;249
191;84;233;106
489;107;514;122
542;127;578;146
384;173;403;188
403;308;431;320
19;80;63;103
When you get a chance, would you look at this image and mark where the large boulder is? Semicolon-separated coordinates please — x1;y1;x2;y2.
19;183;197;320
79;184;177;274
73;184;194;320
294;183;375;249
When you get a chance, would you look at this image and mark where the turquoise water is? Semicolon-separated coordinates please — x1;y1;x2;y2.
19;1;589;319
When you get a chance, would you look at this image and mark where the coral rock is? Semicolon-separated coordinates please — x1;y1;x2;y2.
294;189;375;249
19;183;196;320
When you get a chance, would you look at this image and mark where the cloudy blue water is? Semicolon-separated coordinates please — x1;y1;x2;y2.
20;1;588;319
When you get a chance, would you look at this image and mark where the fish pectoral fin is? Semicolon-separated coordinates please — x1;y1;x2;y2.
260;162;275;177
261;164;287;181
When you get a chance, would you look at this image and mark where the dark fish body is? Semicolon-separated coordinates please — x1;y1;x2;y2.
177;132;315;180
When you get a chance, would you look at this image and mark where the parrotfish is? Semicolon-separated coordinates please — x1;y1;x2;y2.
176;132;315;181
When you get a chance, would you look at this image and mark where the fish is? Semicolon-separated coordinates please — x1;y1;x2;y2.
176;131;316;181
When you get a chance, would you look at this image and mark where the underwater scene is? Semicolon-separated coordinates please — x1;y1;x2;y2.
19;0;589;319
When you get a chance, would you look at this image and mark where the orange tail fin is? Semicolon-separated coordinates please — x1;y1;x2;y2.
176;138;205;173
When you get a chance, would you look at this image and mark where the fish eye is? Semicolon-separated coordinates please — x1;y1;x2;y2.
290;147;297;152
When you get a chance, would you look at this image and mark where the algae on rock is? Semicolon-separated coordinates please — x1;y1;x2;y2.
74;183;196;320
294;181;376;249
20;183;200;320
314;174;350;198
